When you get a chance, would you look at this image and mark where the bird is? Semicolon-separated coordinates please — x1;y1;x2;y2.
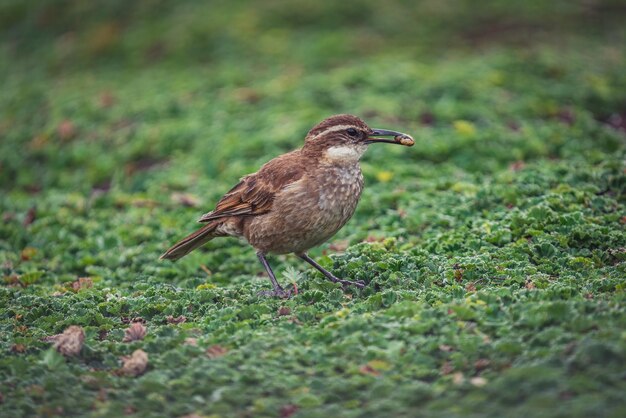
161;114;414;297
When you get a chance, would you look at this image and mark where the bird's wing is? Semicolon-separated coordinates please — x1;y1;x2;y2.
198;151;305;223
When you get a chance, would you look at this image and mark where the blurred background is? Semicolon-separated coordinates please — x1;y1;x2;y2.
2;0;625;69
1;0;625;194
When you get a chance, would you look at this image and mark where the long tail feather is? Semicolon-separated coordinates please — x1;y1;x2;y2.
160;223;218;261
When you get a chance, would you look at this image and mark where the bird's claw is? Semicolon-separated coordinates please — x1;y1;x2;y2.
337;279;365;289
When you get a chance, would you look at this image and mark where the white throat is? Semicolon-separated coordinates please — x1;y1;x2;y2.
324;145;367;163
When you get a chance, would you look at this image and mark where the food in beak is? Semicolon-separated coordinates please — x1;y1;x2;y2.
395;134;414;146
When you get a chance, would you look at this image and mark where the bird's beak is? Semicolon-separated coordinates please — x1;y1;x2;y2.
366;128;415;146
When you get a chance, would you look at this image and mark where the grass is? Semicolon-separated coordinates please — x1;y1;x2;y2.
1;1;626;417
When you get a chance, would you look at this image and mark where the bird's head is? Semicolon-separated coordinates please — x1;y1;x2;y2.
303;114;414;163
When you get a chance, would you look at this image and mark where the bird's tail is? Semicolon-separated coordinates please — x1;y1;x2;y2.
160;222;218;261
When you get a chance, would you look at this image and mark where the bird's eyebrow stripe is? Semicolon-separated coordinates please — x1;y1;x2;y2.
308;124;363;141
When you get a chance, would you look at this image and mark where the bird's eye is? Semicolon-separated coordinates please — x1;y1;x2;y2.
346;128;358;137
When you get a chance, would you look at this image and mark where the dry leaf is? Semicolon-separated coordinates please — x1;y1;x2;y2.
46;325;85;356
99;91;115;108
452;372;465;385
440;361;454;375
166;315;187;325
120;349;148;376
280;404;299;418
23;207;36;227
470;376;488;387
288;317;302;325
233;87;261;104
11;344;26;353
439;344;454;352
71;277;93;292
170;192;201;207
184;337;198;346
122;322;147;342
474;358;491;371
454;267;464;282
277;306;291;316
328;240;349;252
359;364;380;376
121;316;145;324
57;119;76;140
4;275;20;287
26;385;44;396
20;247;37;261
206;345;228;359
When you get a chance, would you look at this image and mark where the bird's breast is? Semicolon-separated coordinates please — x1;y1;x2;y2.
244;162;364;254
316;163;364;216
292;162;364;247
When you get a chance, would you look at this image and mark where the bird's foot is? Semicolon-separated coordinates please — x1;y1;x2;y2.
334;278;365;289
257;288;292;299
297;254;365;291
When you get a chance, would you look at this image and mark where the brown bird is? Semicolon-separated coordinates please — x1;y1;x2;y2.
161;114;414;297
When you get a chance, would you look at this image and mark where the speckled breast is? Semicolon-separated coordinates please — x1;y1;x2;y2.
245;163;364;254
309;163;364;243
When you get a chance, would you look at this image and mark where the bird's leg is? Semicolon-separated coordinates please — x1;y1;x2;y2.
256;252;291;298
298;253;365;289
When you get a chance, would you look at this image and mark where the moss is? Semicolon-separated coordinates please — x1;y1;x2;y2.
1;1;626;417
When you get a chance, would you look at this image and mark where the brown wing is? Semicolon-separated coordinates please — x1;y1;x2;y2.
198;150;305;223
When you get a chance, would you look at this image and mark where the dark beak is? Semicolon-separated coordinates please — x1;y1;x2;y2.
366;128;415;146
